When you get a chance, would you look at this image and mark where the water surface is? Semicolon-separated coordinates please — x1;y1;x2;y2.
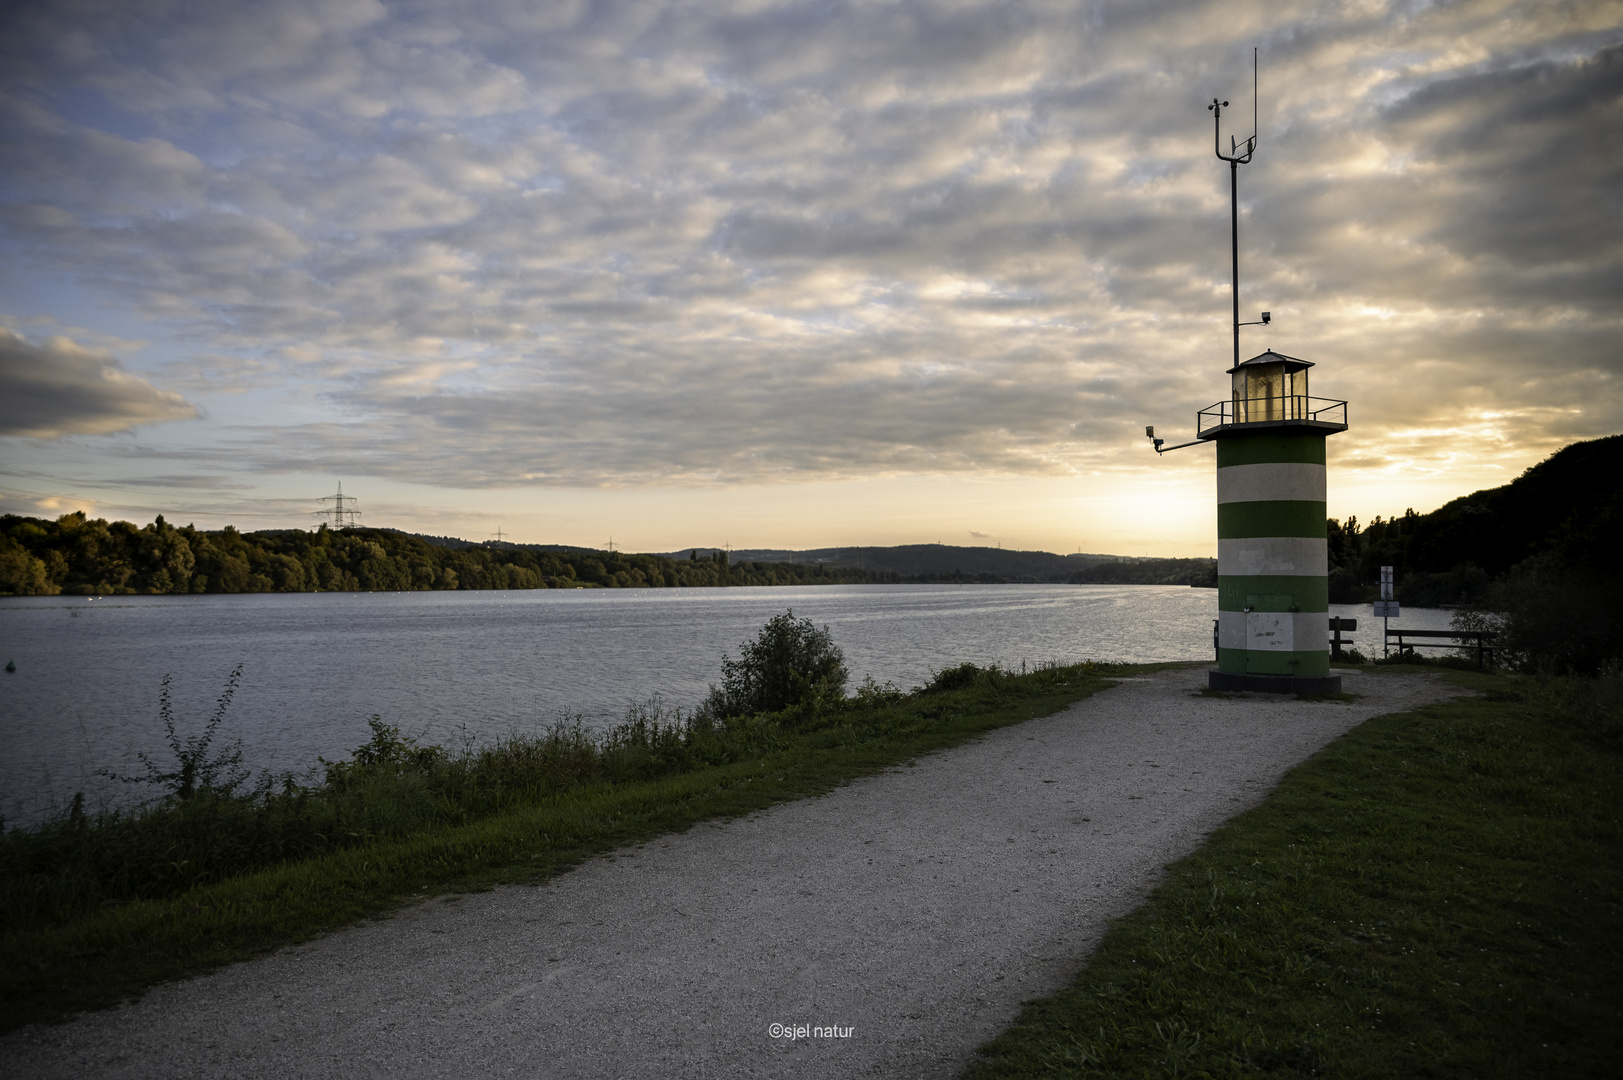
0;585;1454;821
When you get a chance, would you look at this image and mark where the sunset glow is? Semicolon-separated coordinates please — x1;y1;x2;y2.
2;0;1618;554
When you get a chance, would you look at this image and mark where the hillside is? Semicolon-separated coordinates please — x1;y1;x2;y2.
661;545;1127;581
661;545;1215;587
1329;433;1623;604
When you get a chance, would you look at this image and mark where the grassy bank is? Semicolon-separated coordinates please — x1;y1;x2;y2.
969;667;1623;1078
1;660;1125;1032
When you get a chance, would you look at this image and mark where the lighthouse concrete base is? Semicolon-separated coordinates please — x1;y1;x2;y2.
1208;670;1343;696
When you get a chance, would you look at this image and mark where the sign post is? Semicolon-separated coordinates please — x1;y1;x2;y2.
1376;566;1396;657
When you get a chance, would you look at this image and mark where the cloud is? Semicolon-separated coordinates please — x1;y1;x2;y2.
0;0;1618;503
0;330;197;437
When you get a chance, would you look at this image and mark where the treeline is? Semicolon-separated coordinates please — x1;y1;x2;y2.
0;515;901;596
0;513;1225;597
1069;557;1217;588
1326;434;1622;674
1327;433;1622;606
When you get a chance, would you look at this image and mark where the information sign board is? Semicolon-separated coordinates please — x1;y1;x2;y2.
1373;601;1400;618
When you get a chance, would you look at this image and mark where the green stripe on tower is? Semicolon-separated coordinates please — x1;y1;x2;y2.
1216;647;1330;677
1217;500;1326;539
1216;433;1327;468
1216;575;1329;613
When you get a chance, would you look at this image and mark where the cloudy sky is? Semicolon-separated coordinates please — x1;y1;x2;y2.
1;0;1618;556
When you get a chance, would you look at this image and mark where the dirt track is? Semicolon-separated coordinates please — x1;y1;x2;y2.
3;667;1461;1079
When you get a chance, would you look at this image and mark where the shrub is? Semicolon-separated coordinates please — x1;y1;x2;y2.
320;716;446;788
700;610;848;720
926;661;1007;693
101;663;250;801
1454;555;1623;676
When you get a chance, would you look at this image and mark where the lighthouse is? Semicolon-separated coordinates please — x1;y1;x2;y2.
1147;53;1347;695
1201;350;1346;694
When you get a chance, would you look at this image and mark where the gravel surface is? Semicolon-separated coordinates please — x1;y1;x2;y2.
4;667;1463;1079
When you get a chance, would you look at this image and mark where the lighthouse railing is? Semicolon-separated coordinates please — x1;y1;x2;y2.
1198;395;1347;433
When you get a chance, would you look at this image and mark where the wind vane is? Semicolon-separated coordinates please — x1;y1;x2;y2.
1209;47;1269;373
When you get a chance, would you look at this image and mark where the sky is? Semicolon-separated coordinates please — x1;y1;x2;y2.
1;0;1619;557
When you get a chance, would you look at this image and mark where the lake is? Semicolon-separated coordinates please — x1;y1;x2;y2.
0;584;1454;822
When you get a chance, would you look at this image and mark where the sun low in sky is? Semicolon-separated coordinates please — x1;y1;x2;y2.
1;0;1618;557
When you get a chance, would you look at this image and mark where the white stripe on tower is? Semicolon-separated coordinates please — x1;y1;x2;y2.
1216;537;1328;576
1215;462;1326;504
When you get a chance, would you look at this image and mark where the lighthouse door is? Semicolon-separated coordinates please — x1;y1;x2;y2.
1246;610;1294;650
1245;594;1298;653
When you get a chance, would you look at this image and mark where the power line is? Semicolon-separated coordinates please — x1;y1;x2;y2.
313;481;361;530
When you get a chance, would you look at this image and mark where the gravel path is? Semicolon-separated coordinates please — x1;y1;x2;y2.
4;667;1463;1079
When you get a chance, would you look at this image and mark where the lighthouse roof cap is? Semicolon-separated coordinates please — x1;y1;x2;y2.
1227;349;1314;375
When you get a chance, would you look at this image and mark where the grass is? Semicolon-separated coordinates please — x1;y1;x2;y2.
968;668;1623;1079
0;659;1130;1032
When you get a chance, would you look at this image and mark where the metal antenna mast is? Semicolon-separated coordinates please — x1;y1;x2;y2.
313;481;361;530
1209;47;1260;371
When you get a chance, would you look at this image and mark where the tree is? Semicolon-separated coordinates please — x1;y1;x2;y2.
0;537;54;595
702;610;848;719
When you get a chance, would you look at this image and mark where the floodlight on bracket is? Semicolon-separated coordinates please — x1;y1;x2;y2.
1145;424;1206;455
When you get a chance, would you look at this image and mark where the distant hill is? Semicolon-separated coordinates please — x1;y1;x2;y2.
657;544;1150;583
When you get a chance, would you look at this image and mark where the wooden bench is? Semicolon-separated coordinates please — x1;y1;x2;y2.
1385;628;1496;669
1330;616;1356;660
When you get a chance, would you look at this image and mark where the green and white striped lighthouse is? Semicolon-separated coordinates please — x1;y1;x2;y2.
1201;351;1346;694
1146;53;1348;694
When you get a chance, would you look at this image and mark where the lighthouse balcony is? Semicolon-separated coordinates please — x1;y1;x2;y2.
1197;395;1347;438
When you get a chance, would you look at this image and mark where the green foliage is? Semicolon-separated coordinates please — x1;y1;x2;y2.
926;661;1011;693
970;670;1623;1078
0;660;1120;1028
1454;555;1623;676
320;717;446;786
1326;508;1427;604
0;535;55;595
1373;648;1484;671
102;663;250;801
700;610;849;720
1067;558;1218;588
1326;433;1623;605
0;514;903;596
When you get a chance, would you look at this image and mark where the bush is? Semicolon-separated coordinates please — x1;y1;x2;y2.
320;716;446;788
926;662;1008;693
101;663;250;801
1454;555;1623;676
699;610;848;720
